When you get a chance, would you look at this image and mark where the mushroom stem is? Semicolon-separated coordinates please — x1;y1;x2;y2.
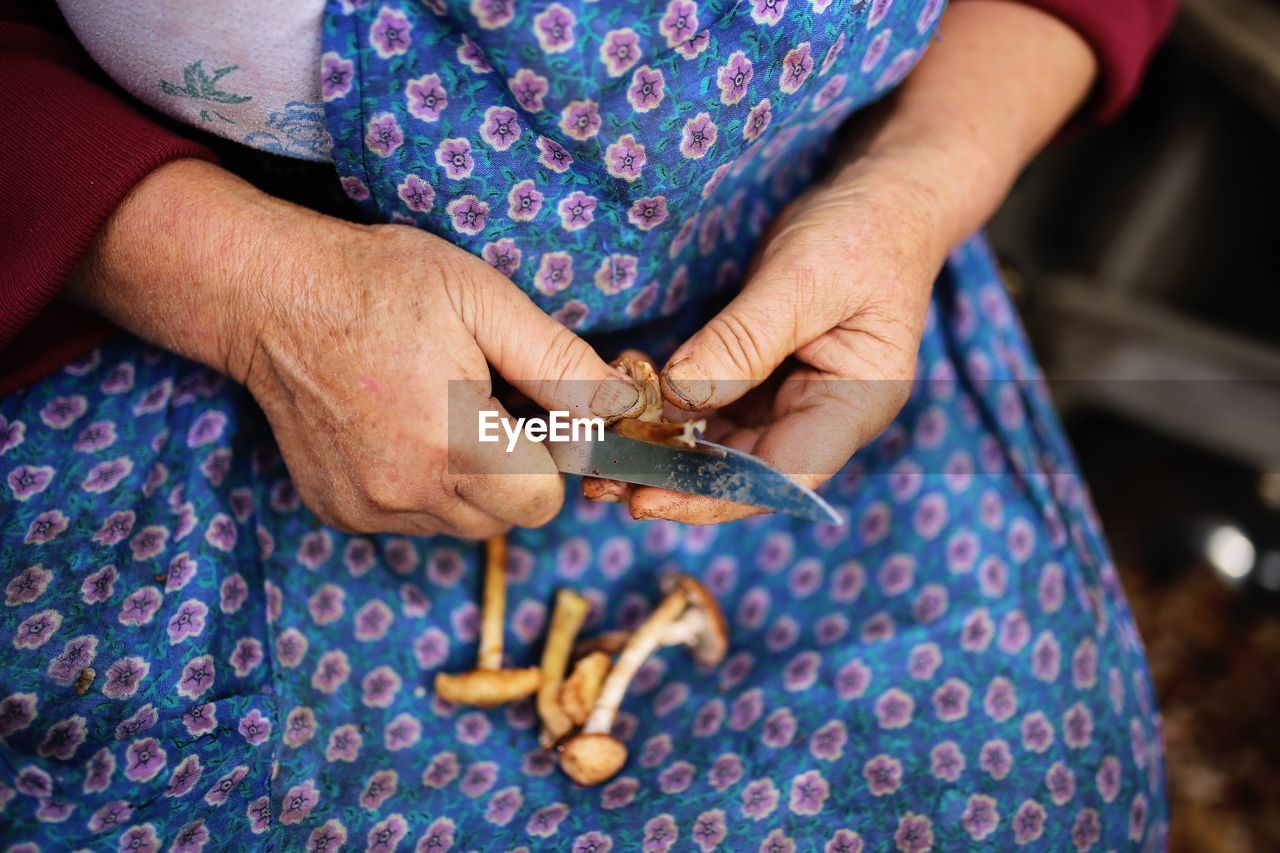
559;651;611;727
477;534;507;671
537;589;590;747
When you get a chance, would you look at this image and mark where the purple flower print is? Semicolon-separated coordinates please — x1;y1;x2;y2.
239;701;271;742
425;546;461;585
1096;754;1121;803
984;676;1018;722
508;68;548;112
178;655;215;700
320;51;353;101
311;651;351;694
552;300;590;329
877;554;915;596
877;47;922;92
912;584;948;624
894;812;934;853
393;174;435;214
642;814;678;853
171;820;210;853
571;831;613;853
361;665;402;708
220;572;248;614
203;764;247;805
510;598;545;644
862;754;903;797
760;829;795;853
691;809;727;853
386;712;421;750
534;3;576;53
1032;630;1062;682
46;634;98;686
422;752;460;789
246;796;271;834
6;564;51;606
480;106;522;151
1073;807;1102;851
35;798;75;823
166;599;208;644
815;614;848;646
600;28;641;77
783;650;819;691
365;112;404;158
13;608;61;650
741;777;780;820
723;686;758;728
456;32;493;71
41;394;87;429
750;0;787;24
24;509;68;545
231;637;265;677
370;7;411;58
471;0;513;29
460;760;497;798
526;802;568;838
558;192;597;232
1073;637;1099;689
930;740;965;782
605;134;646;181
505;179;545;222
874;688;914;730
14;766;51;800
675;113;719;160
125;737;167;782
482;238;522;278
1013;799;1046;845
0;414;26;455
1063;702;1093;749
962;794;1000;841
593;254;638;294
343;538;376;576
961;608;995;652
165;754;203;798
831;560;866;603
522;748;555;777
74;419;117;452
341;175;370;201
484;784;522;825
114;704;158;741
413;626;449;669
998;610;1030;654
691;698;725;737
279;779;320;825
862;612;895;643
660;0;699;47
559;99;601;141
447;195;489;235
355;600;394;641
37;714;86;760
284;706;317;748
932;678;971;722
417;817;455;850
859;500;891;544
452;601;480;642
706;753;744;792
326;724;363;762
186;410;226;448
658;761;694;795
133;379;172;416
1021;711;1055;753
761;707;796;747
204;513;236;552
835;658;871;700
1039;562;1066;613
308;583;346;626
600;775;639;808
780;41;814;95
824;829;863;853
163;552;196;593
790;770;829;815
980;738;1013;780
1046;761;1077;806
88;800;132;833
639;734;673;768
83;748;116;793
433;137;476;181
627;66;665;112
81;455;133;494
620;197;670;235
536;135;574;172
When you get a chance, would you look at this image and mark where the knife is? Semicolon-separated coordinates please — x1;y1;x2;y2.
547;428;842;525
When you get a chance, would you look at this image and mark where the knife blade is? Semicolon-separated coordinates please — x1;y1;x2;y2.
548;429;842;525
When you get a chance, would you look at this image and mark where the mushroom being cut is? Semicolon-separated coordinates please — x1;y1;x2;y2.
558;573;729;786
434;535;541;708
536;588;591;747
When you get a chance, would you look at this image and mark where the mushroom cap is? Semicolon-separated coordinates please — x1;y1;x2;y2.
662;573;729;667
434;667;541;708
559;733;628;786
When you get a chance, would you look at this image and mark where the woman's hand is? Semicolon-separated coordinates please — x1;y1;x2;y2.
67;160;643;538
624;0;1097;524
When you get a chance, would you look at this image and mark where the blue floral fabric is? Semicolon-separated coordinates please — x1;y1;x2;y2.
0;0;1168;850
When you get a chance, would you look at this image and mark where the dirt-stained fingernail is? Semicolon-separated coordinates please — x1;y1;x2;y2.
662;360;714;409
590;379;641;420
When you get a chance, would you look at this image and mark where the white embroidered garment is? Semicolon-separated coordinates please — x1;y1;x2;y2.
58;0;330;160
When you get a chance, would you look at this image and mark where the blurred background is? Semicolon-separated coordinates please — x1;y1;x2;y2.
988;1;1280;849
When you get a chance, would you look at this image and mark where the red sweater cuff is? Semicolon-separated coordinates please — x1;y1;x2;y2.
1007;0;1178;125
0;14;217;356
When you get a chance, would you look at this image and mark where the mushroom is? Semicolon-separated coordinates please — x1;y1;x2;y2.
434;535;541;708
536;588;590;747
572;575;728;668
557;573;729;785
559;651;611;727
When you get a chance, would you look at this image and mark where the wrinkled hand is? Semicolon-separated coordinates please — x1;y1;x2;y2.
239;223;645;537
626;156;949;524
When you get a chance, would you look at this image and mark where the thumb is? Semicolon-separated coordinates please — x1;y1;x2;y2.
465;274;645;421
661;256;845;411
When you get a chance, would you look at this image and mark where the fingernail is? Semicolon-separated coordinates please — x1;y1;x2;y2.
590;379;641;419
662;360;714;409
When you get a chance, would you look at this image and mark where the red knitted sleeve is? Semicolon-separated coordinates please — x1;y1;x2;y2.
0;0;217;392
